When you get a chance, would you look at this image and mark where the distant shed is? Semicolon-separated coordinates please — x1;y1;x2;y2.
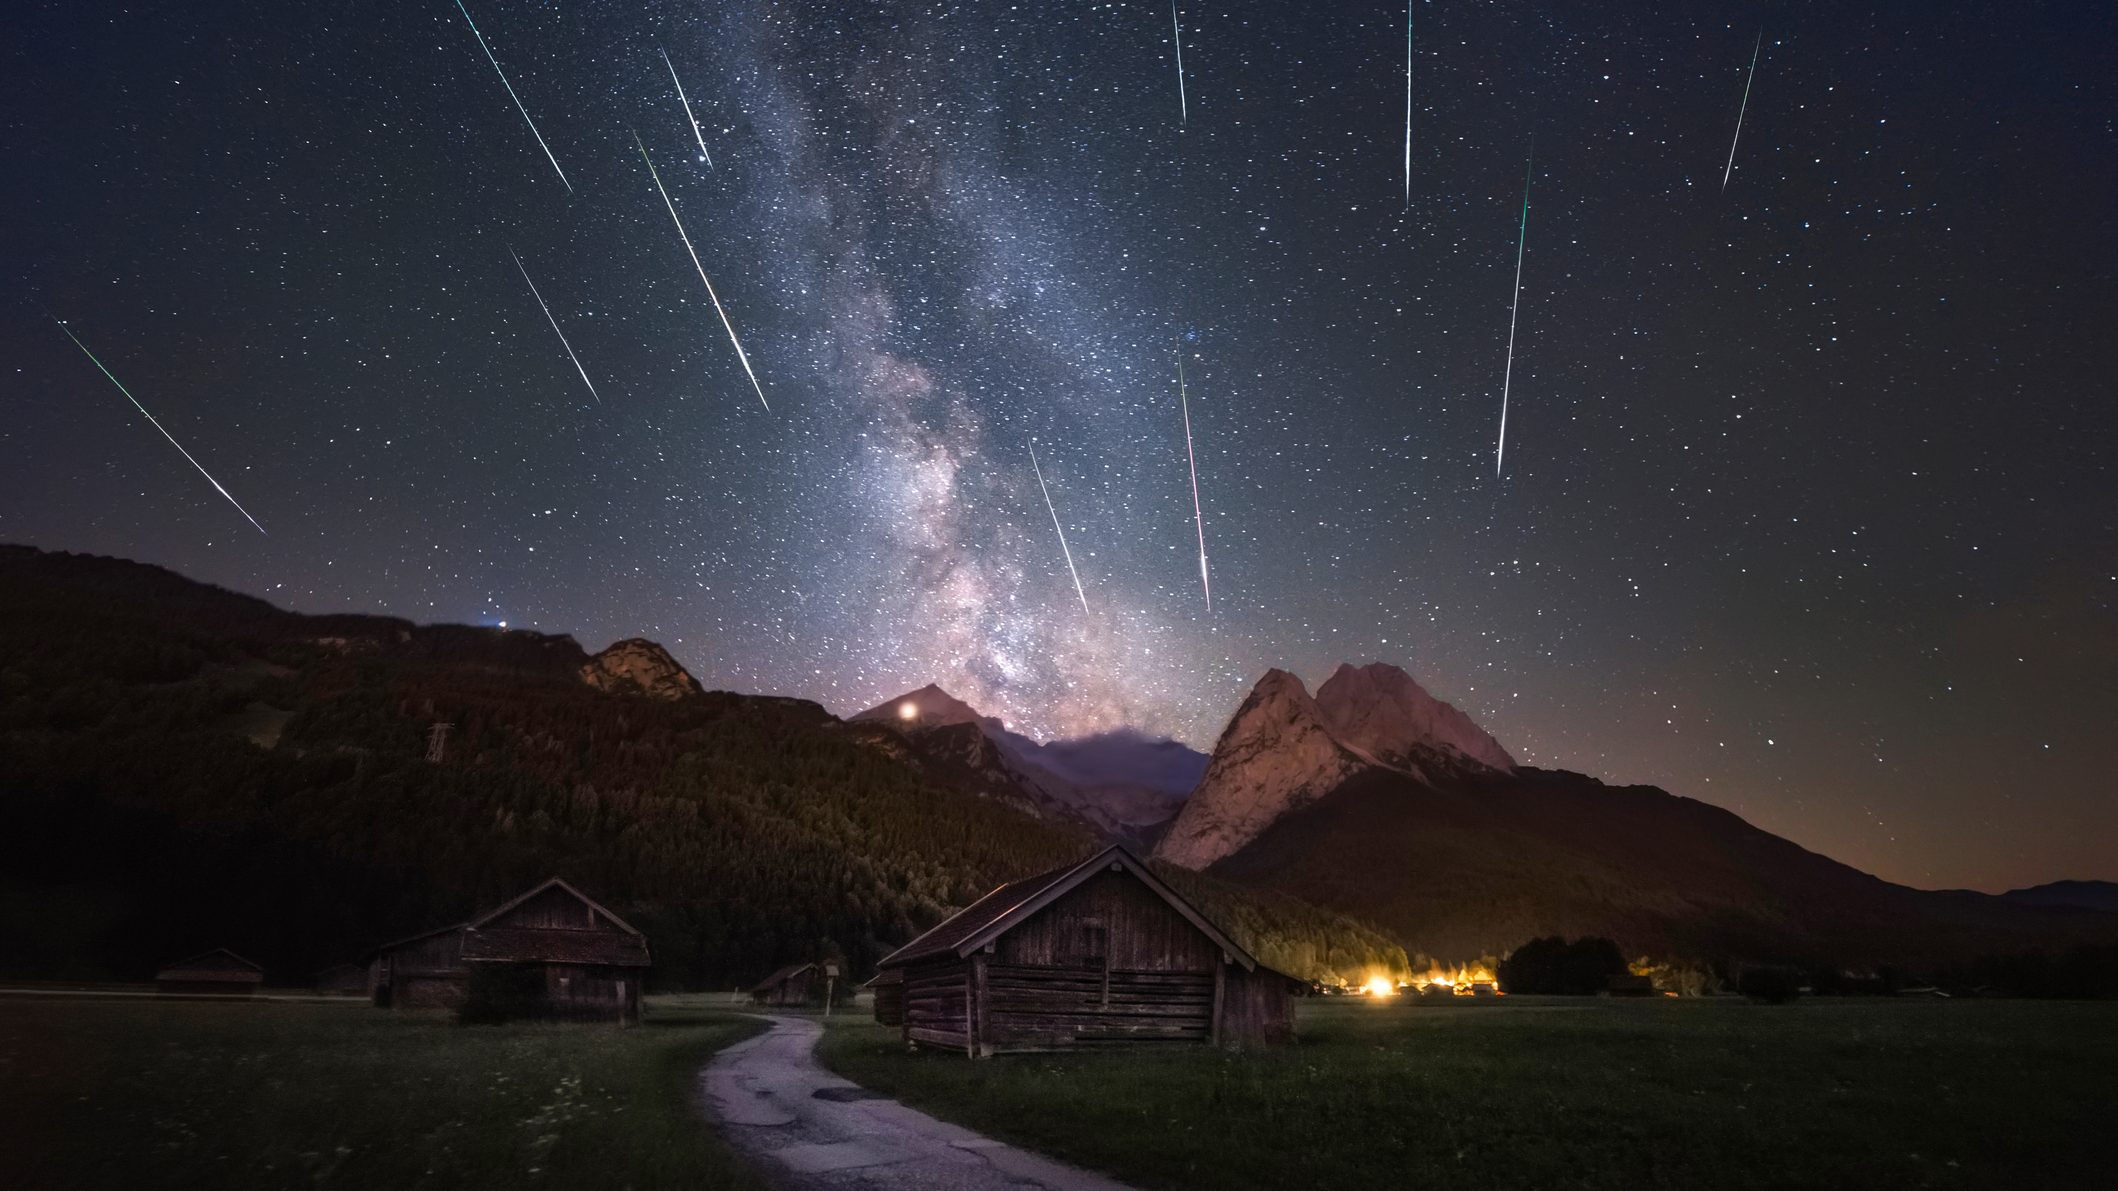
315;963;367;997
751;962;819;1007
876;844;1298;1057
367;922;468;1009
459;877;650;1023
155;949;264;996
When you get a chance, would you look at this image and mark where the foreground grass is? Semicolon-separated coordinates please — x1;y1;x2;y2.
0;994;768;1190
820;997;2115;1191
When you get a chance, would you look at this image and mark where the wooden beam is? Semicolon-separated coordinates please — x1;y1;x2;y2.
971;953;989;1059
1211;959;1226;1047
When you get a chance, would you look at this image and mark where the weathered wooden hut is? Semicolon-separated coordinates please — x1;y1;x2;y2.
866;968;905;1026
155;948;264;996
366;922;468;1009
458;877;650;1023
875;844;1298;1056
750;962;819;1007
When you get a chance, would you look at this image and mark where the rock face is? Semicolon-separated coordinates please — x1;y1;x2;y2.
1153;669;1375;870
579;638;703;700
1313;662;1515;775
1155;663;1515;871
850;683;994;731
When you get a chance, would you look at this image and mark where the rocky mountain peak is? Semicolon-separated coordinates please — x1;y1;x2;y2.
578;638;703;700
1313;662;1515;774
852;684;996;731
1153;669;1370;871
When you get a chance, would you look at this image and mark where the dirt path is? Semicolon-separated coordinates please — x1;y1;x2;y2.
701;1014;1137;1191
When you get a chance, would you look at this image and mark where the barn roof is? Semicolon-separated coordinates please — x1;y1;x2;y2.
750;962;815;994
459;877;651;967
368;921;466;960
156;948;265;981
876;844;1258;971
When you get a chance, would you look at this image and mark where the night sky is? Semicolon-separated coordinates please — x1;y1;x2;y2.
4;2;2112;892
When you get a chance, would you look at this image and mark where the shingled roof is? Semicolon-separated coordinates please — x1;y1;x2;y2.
156;948;265;982
876;844;1258;971
458;877;651;968
750;962;815;995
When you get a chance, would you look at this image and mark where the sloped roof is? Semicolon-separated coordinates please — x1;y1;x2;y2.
750;962;816;994
459;877;650;967
876;844;1257;971
156;948;265;980
368;921;466;961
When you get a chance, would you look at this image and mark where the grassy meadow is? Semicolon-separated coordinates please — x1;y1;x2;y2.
819;996;2116;1191
0;994;768;1191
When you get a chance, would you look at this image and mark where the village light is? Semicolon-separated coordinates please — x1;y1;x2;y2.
1363;975;1396;998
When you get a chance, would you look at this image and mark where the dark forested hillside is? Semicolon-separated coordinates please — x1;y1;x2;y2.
0;547;1405;987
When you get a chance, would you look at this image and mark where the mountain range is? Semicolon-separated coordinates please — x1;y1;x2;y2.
2;543;2111;985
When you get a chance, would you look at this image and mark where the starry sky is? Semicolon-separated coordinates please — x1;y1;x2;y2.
3;1;2113;893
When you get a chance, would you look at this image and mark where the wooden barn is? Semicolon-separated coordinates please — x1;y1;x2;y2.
367;922;468;1009
155;948;264;996
458;877;650;1023
751;962;820;1007
866;968;905;1026
874;844;1299;1056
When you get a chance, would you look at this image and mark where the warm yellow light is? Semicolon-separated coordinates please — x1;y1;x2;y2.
897;701;918;721
1363;976;1396;998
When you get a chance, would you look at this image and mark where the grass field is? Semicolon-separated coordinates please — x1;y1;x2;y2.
819;996;2116;1191
0;994;768;1190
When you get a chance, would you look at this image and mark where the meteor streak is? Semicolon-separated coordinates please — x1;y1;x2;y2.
1403;1;1414;207
1176;347;1211;612
454;0;570;193
509;248;601;406
1722;31;1762;192
1029;442;1090;616
1171;1;1188;125
632;131;771;413
660;48;713;168
53;320;266;535
1495;146;1532;479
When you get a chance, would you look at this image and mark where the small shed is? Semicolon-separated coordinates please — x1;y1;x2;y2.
155;948;264;996
751;962;819;1007
875;844;1298;1056
367;922;469;1009
866;968;905;1026
459;877;650;1023
315;963;367;997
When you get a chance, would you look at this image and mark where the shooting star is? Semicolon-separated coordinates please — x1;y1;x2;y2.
1171;1;1188;125
1495;146;1532;479
1402;1;1414;207
509;248;601;406
632;131;771;413
1176;347;1211;612
455;0;570;193
660;48;713;168
1722;30;1763;192
1029;442;1090;616
53;320;266;535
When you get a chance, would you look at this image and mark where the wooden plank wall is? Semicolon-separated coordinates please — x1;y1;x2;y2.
901;960;971;1052
492;887;598;930
992;869;1220;971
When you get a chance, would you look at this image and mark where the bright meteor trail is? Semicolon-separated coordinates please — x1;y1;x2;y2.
1176;347;1211;612
1170;1;1188;125
660;48;713;168
632;132;771;413
509;248;601;406
1029;442;1090;616
1495;146;1532;479
54;320;266;535
454;0;570;194
1722;31;1762;192
1402;1;1414;208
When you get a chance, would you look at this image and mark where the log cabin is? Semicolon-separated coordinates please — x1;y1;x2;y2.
366;922;469;1009
750;962;820;1007
458;877;650;1023
866;968;905;1026
875;844;1298;1056
154;948;264;996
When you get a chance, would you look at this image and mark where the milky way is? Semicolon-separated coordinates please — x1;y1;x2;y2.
5;2;2115;891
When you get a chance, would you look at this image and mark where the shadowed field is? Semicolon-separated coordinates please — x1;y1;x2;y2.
0;995;767;1190
819;996;2115;1191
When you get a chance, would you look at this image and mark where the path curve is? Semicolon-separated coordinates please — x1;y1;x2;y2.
701;1014;1138;1191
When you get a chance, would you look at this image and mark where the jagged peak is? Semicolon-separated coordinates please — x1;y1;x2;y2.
852;684;998;731
1314;661;1515;773
578;638;703;700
